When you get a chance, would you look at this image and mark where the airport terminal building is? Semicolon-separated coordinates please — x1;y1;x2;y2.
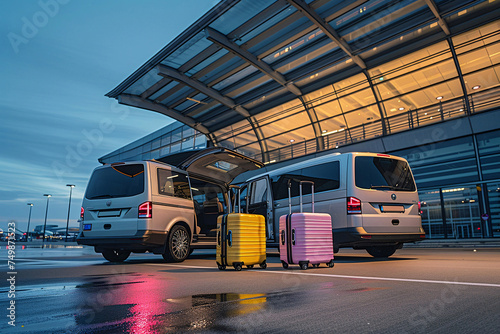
101;0;500;239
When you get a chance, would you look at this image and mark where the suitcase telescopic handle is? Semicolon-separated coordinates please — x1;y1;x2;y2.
227;230;232;247
299;181;315;213
229;185;241;214
217;230;221;246
291;229;296;245
287;180;315;213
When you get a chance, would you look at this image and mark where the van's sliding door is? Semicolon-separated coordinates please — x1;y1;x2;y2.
247;177;274;242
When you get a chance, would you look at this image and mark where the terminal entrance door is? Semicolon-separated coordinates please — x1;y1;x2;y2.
442;186;482;239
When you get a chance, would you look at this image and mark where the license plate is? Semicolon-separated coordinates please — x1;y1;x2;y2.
380;205;405;213
83;224;92;231
98;210;121;217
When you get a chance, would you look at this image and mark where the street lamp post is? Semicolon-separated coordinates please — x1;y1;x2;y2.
65;184;75;242
42;194;51;246
26;203;33;241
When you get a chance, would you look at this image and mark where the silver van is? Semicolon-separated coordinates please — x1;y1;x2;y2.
77;148;263;262
238;152;425;258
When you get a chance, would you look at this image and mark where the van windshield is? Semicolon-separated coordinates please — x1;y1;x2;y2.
85;164;145;199
355;156;416;192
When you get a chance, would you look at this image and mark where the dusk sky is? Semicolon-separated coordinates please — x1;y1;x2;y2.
0;0;217;233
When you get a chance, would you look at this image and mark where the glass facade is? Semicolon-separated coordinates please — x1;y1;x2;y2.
390;129;500;239
99;123;207;164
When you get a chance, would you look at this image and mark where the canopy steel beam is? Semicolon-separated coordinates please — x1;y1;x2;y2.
286;0;367;70
424;0;451;35
156;64;251;118
156;64;269;161
424;0;471;114
205;27;302;96
118;94;217;144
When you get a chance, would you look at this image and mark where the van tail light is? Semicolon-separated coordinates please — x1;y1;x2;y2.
80;207;85;220
418;201;422;215
138;201;152;218
347;197;362;214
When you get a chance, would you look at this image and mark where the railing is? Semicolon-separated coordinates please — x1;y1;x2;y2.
249;86;500;163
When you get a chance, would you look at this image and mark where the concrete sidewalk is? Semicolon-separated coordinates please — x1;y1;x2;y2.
404;238;500;248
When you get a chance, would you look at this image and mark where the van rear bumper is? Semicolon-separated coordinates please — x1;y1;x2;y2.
334;227;425;248
77;230;167;252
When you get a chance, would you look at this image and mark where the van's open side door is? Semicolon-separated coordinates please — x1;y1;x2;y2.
247;176;274;242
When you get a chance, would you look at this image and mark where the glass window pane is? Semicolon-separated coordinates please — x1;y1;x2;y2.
486;182;500;237
157;169;191;199
477;129;500;181
453;20;500;55
171;127;182;143
194;134;207;149
181;136;194;150
369;41;450;81
419;189;444;238
170;142;181;154
463;65;500;94
161;134;171;147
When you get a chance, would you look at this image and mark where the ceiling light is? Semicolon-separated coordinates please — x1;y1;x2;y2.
472;85;480;90
289;139;295;143
436;96;443;100
398;107;405;111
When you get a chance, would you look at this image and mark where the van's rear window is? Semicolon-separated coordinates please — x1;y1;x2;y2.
355;157;416;191
85;164;145;199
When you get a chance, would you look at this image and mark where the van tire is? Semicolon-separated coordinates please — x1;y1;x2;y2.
365;245;398;258
162;225;190;263
102;249;131;262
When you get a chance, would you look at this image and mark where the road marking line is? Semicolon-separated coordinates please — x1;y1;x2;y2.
146;263;500;288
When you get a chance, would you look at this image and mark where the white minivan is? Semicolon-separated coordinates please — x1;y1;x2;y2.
77;148;263;262
236;152;425;258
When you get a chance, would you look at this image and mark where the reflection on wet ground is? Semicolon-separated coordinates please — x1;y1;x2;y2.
72;272;270;333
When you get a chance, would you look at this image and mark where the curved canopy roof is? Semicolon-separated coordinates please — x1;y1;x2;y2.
107;0;500;163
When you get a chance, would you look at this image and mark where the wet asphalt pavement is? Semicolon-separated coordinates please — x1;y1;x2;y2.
1;246;500;333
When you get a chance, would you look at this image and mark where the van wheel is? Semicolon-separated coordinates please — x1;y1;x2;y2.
162;225;190;262
366;245;398;258
102;249;130;262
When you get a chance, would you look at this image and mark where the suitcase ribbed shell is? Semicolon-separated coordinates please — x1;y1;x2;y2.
279;212;334;266
216;213;266;269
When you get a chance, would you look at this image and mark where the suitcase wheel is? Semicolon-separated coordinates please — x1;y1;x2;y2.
259;261;267;269
328;260;334;268
246;265;254;269
300;263;308;270
218;265;226;270
234;264;243;271
281;261;289;269
312;263;319;268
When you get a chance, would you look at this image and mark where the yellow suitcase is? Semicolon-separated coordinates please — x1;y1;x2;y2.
216;213;267;271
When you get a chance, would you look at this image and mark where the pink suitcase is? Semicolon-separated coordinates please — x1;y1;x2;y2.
279;181;334;270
